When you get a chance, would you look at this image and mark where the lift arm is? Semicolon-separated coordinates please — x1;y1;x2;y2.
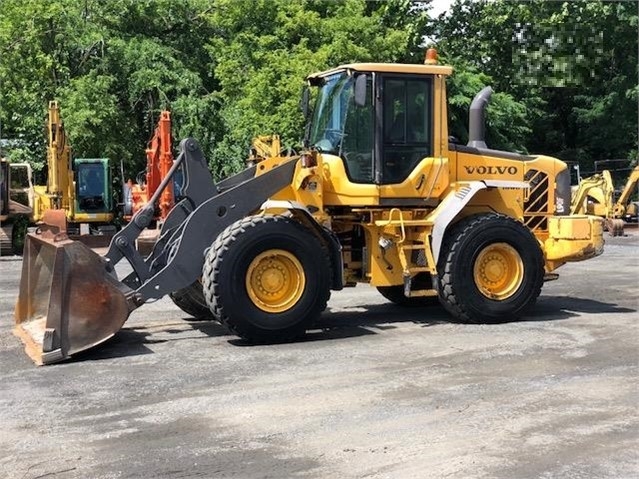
106;138;299;303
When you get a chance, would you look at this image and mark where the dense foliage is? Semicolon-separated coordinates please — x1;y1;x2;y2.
0;0;636;184
435;0;638;175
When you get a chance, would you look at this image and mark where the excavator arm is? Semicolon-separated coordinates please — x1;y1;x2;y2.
125;111;176;221
570;166;638;236
248;135;282;165
570;170;614;217
33;102;74;221
612;166;639;218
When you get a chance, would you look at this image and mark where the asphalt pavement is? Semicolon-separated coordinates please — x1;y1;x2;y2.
0;232;637;478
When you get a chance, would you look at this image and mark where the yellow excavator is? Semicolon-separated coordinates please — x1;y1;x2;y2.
32;102;115;238
612;166;639;222
248;134;283;165
2;102;117;254
15;50;604;365
570;165;639;236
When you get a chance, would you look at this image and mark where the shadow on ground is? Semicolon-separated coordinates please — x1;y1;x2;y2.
71;295;635;361
73;318;230;362
527;295;636;321
226;302;448;347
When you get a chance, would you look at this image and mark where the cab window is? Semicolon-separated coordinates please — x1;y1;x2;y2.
382;77;432;184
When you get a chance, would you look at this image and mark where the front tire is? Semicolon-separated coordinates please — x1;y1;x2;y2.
437;214;544;323
202;214;331;342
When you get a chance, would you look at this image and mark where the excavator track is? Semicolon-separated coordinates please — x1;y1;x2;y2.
0;223;14;256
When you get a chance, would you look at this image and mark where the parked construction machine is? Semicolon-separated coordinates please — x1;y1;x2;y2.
15;51;604;364
571;165;639;236
123;111;176;223
0;159;34;255
2;102;116;255
121;110;178;256
248;134;283;165
612;166;639;223
33;101;115;236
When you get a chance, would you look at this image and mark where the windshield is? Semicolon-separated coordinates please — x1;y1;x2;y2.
308;72;352;154
78;163;105;198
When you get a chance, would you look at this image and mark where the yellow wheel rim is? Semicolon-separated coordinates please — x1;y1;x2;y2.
473;243;524;300
246;249;306;313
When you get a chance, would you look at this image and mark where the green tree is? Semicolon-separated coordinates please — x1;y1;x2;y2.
434;0;638;169
205;0;431;177
0;0;218;181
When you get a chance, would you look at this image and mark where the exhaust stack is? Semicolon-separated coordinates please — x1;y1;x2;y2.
467;86;493;149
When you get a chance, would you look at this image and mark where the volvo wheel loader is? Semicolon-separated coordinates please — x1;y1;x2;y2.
15;51;604;365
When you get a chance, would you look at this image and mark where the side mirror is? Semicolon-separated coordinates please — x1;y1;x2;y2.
300;86;310;119
354;75;367;107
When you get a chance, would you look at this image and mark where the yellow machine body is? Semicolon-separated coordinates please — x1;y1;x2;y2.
269;64;603;291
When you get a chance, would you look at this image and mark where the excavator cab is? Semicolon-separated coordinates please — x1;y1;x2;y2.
75;159;112;214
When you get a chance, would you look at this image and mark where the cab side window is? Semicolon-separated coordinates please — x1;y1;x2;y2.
382;77;432;184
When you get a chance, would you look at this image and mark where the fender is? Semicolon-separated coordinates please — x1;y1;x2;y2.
261;199;344;290
430;180;529;264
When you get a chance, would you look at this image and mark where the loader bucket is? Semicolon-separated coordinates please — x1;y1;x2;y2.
15;232;131;365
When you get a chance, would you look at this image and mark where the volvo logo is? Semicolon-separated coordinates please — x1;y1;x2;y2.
464;165;518;175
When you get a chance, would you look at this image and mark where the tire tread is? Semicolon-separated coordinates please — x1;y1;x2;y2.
437;213;544;323
202;215;331;341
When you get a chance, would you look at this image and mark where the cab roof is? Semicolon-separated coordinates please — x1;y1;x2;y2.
307;63;453;81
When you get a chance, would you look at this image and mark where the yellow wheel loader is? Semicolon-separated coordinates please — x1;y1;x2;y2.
15;52;604;364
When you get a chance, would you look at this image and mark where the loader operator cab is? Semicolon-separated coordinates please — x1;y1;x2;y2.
307;69;433;185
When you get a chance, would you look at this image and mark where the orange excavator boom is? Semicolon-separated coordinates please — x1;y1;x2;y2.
144;111;174;219
125;111;175;221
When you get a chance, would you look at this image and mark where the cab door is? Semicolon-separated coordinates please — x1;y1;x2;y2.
376;75;444;204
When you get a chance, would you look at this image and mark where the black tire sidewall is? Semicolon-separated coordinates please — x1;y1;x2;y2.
170;281;214;320
446;217;543;321
214;218;330;334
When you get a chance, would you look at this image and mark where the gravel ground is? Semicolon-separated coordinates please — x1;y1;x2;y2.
0;231;637;478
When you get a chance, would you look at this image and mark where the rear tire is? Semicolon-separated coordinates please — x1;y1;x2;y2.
437;214;544;323
169;281;215;320
202;214;331;342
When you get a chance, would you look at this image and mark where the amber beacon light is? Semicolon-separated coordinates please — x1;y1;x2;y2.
424;48;438;65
